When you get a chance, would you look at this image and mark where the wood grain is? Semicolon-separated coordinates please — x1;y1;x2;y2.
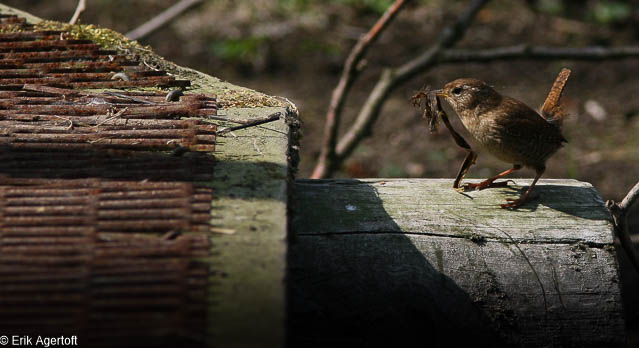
290;178;625;347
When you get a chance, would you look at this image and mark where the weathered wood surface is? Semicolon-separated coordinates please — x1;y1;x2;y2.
208;106;292;348
289;178;625;347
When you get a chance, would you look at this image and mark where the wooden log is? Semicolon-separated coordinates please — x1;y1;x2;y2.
289;178;625;347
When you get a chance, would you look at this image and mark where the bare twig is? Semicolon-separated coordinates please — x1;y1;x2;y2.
312;0;407;179
216;112;281;135
126;0;204;41
336;0;490;172
619;181;639;214
608;181;639;226
312;0;639;178
313;0;490;178
69;0;87;25
439;45;639;62
607;181;639;275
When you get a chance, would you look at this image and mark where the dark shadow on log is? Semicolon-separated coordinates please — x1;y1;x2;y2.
288;179;626;348
617;236;639;348
288;179;508;347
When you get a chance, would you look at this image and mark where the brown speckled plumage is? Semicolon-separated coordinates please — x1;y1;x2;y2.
435;77;569;208
439;78;566;170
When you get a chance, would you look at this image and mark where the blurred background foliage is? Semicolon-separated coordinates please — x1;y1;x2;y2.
7;0;639;202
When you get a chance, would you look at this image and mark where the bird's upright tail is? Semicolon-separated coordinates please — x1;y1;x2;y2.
541;68;571;128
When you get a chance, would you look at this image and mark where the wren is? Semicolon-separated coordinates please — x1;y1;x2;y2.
433;74;569;209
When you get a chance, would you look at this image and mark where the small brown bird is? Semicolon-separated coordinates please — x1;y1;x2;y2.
435;75;568;209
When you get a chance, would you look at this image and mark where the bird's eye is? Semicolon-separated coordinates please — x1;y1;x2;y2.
452;87;463;96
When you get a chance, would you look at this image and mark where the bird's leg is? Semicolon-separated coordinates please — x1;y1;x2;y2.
501;166;544;209
453;150;477;191
438;105;479;192
463;165;522;191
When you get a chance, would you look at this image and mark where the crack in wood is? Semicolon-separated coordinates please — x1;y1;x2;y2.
295;231;612;248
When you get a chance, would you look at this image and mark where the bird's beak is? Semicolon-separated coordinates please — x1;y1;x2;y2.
434;90;448;98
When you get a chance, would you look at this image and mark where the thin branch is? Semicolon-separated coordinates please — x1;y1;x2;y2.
69;0;87;25
607;180;639;275
331;0;490;174
315;0;639;178
619;181;639;213
608;180;639;225
439;45;639;62
216;112;281;135
311;0;407;179
126;0;203;41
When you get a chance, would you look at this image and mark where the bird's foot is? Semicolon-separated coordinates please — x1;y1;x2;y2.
500;193;539;209
462;179;514;191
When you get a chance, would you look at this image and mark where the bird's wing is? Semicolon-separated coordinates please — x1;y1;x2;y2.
491;97;566;165
494;97;564;143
